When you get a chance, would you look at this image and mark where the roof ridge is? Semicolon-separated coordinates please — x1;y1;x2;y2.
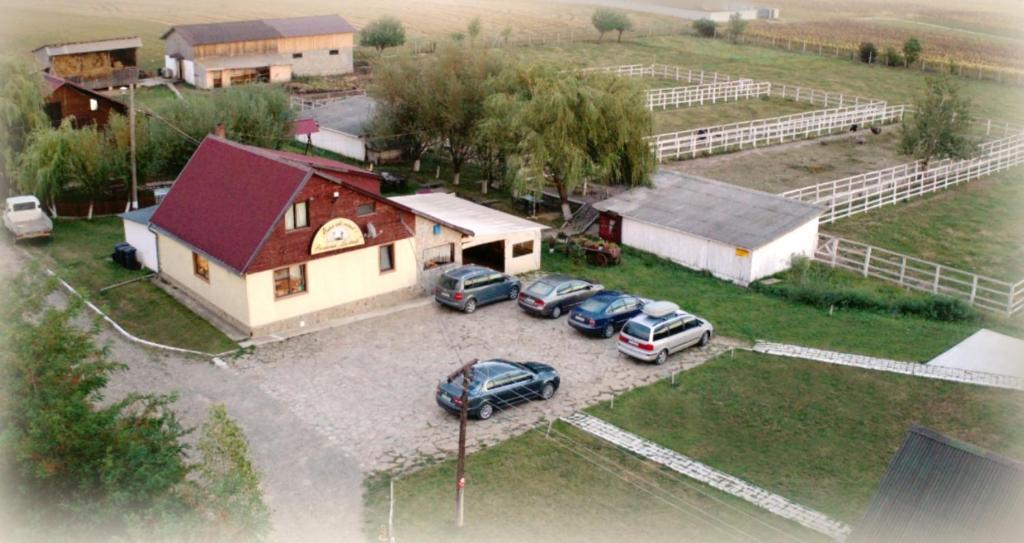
907;425;1024;470
658;171;824;213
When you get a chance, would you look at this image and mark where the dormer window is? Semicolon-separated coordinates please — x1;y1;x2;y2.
285;201;309;231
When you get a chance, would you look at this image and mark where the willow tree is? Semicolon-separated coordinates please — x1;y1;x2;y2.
900;76;976;169
0;57;48;191
483;64;654;221
17;120;79;215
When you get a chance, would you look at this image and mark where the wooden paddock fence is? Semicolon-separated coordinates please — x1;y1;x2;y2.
781;133;1024;223
645;80;771;110
815;234;1024;315
648;103;905;162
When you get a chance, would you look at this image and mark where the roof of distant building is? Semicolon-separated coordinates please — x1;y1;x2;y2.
303;95;378;137
162;14;355;46
120;204;159;226
33;37;142;57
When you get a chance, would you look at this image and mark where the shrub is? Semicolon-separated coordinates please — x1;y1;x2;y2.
858;42;878;63
903;37;922;65
693;18;717;38
883;46;904;67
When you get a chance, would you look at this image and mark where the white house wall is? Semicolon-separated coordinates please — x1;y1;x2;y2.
298;128;366;161
123;221;158;272
622;219;753;284
749;218;819;282
464;230;542;276
182;59;196;86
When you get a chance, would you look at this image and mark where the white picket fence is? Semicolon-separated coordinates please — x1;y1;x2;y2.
648;103;905;162
815;235;1024;315
645;80;771;110
781;133;1024;223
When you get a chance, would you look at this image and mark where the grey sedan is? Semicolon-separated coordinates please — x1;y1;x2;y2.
434;265;521;313
517;275;604;318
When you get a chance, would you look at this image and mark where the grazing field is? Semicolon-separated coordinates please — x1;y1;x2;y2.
588;350;1024;522
651;96;816;134
670;130;908;193
825;169;1024;281
364;421;822;543
22;218;237;354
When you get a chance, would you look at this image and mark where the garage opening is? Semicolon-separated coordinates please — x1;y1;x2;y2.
229;67;270;86
463;241;505;272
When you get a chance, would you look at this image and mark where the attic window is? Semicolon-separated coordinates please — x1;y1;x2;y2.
292;52;303;59
356;202;375;216
285;201;309;231
329;49;339;55
89;98;99;112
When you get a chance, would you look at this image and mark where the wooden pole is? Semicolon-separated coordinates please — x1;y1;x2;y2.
455;360;475;528
129;83;138;210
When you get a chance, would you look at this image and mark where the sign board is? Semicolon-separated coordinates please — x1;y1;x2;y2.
311;218;365;255
735;247;750;257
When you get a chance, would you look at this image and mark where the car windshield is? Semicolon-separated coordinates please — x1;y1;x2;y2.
622;321;651;340
12;202;36;211
439;276;460;290
578;298;610;313
526;281;555;297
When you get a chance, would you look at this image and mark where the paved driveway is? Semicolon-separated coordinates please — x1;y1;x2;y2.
234;298;740;472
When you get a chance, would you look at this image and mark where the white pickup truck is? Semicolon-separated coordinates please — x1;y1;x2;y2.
4;196;53;241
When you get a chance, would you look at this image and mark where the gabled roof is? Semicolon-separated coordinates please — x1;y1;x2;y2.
162;14;355;46
594;171;823;250
150;135;384;275
43;73;127;108
33;37;142;57
850;425;1024;543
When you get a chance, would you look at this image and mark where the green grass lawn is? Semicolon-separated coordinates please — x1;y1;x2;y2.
542;245;1013;361
364;422;823;543
652;97;817;133
825;168;1024;281
588;351;1024;522
25;217;236;354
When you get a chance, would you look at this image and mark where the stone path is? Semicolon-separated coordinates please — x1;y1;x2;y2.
562;412;853;541
753;341;1024;391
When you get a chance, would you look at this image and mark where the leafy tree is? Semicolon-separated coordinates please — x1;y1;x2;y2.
900;77;976;169
591;9;618;42
0;57;48;192
17;120;81;215
371;54;438;172
727;12;748;43
194;405;272;541
693;18;717;38
501;26;513;46
358;16;406;56
467;17;482;43
858;41;878;63
483;64;655;221
902;37;922;66
882;46;903;67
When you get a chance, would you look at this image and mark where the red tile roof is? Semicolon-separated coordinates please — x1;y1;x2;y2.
150;135;384;274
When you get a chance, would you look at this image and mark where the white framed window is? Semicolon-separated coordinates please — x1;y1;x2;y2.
89;98;99;112
285;201;309;231
273;264;307;298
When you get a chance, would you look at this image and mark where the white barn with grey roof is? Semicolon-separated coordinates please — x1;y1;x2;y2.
595;172;823;285
297;95;379;161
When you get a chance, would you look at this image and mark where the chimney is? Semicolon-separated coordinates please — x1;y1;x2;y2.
213;123;226;138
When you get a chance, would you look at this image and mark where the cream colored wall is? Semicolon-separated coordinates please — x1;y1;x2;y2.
244;238;418;328
157;234;250;325
465;230;543;276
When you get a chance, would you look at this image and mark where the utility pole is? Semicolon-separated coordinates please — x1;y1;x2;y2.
447;358;477;528
127;83;138;210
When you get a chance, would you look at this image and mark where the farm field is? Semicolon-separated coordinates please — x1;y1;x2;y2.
824;169;1024;282
363;419;823;543
588;350;1024;523
651;97;816;134
669;130;907;193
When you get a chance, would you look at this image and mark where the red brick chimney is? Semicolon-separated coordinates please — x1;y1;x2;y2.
213;123;226;138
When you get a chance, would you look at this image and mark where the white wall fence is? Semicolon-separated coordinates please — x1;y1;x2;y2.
815;235;1024;315
645;80;771;110
781;133;1024;223
290;89;365;112
648;103;905;162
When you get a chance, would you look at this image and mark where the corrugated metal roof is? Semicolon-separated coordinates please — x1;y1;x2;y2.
850;425;1024;543
163;14;355;46
305;95;377;136
593;171;822;250
390;193;547;238
33;37;142;57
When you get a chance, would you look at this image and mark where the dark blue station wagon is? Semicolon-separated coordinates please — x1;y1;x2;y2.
436;360;560;420
568;291;646;337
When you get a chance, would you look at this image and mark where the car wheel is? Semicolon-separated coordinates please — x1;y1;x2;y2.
655;350;669;365
477;403;493;420
699;331;711;347
602;323;615;338
550;305;562;319
509;285;520;300
463;298;478;313
540;382;556;400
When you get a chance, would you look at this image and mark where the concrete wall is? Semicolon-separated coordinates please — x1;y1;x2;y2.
290;47;354;77
749;218;819;282
411;215;465;292
123;221;158;272
622;219;753;285
157;234;250;328
298;128;366;161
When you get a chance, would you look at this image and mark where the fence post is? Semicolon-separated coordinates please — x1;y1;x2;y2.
933;265;941;293
831;238;839;267
898;256;907;286
862;246;872;277
970;275;979;304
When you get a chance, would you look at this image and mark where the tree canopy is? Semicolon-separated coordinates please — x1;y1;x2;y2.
482;64;654;220
693;18;717;38
900;77;976;167
359;16;407;55
592;9;632;42
902;37;923;66
0;57;48;190
727;13;748;43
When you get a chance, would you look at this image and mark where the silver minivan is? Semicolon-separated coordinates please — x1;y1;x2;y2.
617;301;714;364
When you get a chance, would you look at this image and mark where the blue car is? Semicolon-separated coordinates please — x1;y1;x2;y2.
567;291;646;338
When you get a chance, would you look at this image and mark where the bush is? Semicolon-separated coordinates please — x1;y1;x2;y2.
858;42;878;63
693;18;717;38
883;46;904;67
903;37;922;65
752;258;976;322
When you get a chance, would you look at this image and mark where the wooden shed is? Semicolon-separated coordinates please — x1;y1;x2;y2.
33;37;141;90
43;74;127;129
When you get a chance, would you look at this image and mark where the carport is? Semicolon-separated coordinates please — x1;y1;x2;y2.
391;192;548;275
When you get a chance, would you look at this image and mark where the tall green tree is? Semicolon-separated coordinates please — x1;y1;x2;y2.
0;57;48;193
359;16;407;56
902;37;922;66
727;12;748;43
900;77;976;169
371;54;439;172
17;119;79;215
483;65;655;221
592;9;630;42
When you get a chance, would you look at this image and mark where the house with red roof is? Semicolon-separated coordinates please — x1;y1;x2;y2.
149;134;471;336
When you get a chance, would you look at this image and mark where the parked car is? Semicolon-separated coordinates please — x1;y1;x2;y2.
4;195;52;241
434;265;521;313
617;301;714;364
436;359;560;420
568;291;647;338
380;171;407;192
517;275;603;318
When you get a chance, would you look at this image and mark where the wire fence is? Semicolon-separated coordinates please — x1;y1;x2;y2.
645;80;771;110
815;234;1024;315
781;133;1024;223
